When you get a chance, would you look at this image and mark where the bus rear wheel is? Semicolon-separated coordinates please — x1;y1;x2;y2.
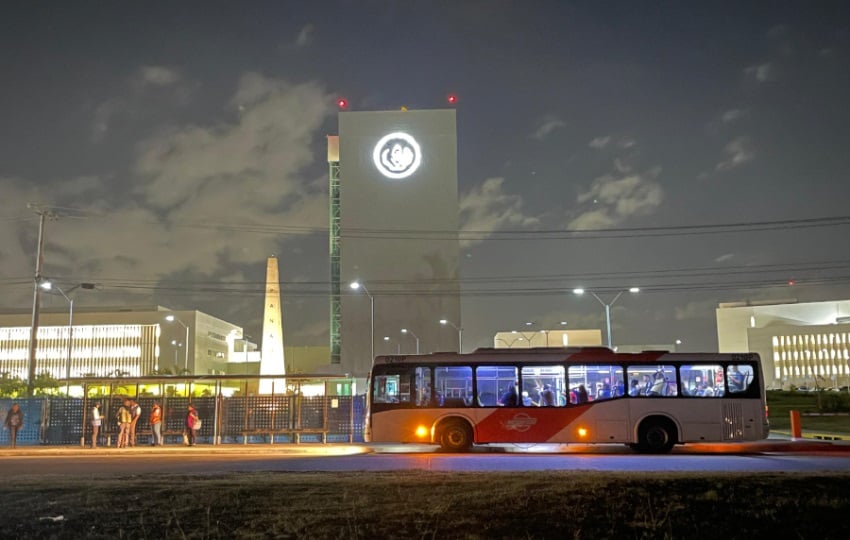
635;417;677;454
439;420;473;452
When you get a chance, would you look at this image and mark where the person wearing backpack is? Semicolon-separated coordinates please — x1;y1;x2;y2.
4;403;24;448
117;400;133;448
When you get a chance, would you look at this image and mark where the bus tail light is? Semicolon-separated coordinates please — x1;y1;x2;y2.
415;425;429;438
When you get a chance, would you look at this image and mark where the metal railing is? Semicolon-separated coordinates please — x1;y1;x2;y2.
0;375;365;446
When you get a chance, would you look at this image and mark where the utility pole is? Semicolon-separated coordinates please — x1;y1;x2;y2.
26;205;55;397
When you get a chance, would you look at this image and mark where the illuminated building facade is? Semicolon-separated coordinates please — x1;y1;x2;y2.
716;299;850;388
330;109;462;377
0;306;246;379
493;329;603;348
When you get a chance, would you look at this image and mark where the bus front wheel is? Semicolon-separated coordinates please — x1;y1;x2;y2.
635;417;677;454
439;420;473;452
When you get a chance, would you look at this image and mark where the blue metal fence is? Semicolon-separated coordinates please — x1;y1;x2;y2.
0;395;366;446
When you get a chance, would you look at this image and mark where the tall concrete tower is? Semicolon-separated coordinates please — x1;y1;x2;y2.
332;109;461;377
260;256;285;393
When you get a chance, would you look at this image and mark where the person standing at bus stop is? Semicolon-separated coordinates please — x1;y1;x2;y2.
128;400;141;447
185;405;199;446
90;402;102;449
4;403;23;448
117;401;132;448
149;402;163;446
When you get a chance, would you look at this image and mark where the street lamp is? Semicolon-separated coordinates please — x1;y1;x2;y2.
165;314;190;373
519;321;550;347
439;318;463;353
401;328;420;354
39;280;95;387
572;287;640;349
350;281;375;362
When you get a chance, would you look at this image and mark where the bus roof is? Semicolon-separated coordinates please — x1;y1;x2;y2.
372;347;759;366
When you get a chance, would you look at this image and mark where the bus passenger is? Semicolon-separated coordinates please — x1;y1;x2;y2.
499;383;519;407
539;384;556;406
521;391;534;406
648;372;666;396
576;385;589;404
728;365;745;392
628;379;640;396
597;379;612;400
641;375;653;395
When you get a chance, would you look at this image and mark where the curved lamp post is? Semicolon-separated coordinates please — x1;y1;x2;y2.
439;318;463;353
573;287;639;349
165;314;190;372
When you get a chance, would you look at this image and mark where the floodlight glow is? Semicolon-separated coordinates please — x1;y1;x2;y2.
439;319;448;325
350;282;361;290
373;132;422;179
39;281;53;290
629;287;640;293
573;288;585;295
165;315;175;322
401;328;408;334
383;336;390;341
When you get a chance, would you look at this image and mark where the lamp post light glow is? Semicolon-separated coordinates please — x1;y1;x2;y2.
350;281;375;362
401;328;420;355
439;318;463;353
165;314;190;373
572;287;640;349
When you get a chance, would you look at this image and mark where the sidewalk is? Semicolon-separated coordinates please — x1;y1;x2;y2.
770;429;849;441
0;443;371;458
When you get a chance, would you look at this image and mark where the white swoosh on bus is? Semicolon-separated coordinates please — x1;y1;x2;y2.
501;413;538;432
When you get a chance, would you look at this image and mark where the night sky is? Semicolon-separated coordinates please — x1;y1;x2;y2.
2;1;850;354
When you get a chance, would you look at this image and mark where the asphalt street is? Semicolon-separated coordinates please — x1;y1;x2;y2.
2;442;849;476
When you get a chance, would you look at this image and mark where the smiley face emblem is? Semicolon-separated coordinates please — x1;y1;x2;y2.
373;132;422;179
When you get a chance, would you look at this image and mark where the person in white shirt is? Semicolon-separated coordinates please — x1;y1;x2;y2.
91;402;102;449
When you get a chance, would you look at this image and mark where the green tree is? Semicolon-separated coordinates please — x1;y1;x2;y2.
32;371;60;396
0;372;27;398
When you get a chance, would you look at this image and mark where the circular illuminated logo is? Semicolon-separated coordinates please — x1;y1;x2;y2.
373;132;422;179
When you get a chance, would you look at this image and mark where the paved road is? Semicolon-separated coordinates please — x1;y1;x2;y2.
2;443;850;476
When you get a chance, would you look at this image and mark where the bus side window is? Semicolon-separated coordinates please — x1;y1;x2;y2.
680;365;723;397
727;364;753;394
627;365;677;397
373;374;400;403
415;366;433;406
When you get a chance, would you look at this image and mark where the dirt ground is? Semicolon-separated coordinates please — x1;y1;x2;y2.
0;471;848;539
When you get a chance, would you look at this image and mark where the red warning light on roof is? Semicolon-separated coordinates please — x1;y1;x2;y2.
788;280;795;286
337;98;348;110
447;94;458;105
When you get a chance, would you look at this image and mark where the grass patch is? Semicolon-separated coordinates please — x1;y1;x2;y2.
768;391;850;432
0;472;848;538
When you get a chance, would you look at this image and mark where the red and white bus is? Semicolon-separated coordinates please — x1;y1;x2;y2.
364;347;769;453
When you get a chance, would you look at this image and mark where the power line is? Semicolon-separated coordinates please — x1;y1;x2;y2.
16;205;850;240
